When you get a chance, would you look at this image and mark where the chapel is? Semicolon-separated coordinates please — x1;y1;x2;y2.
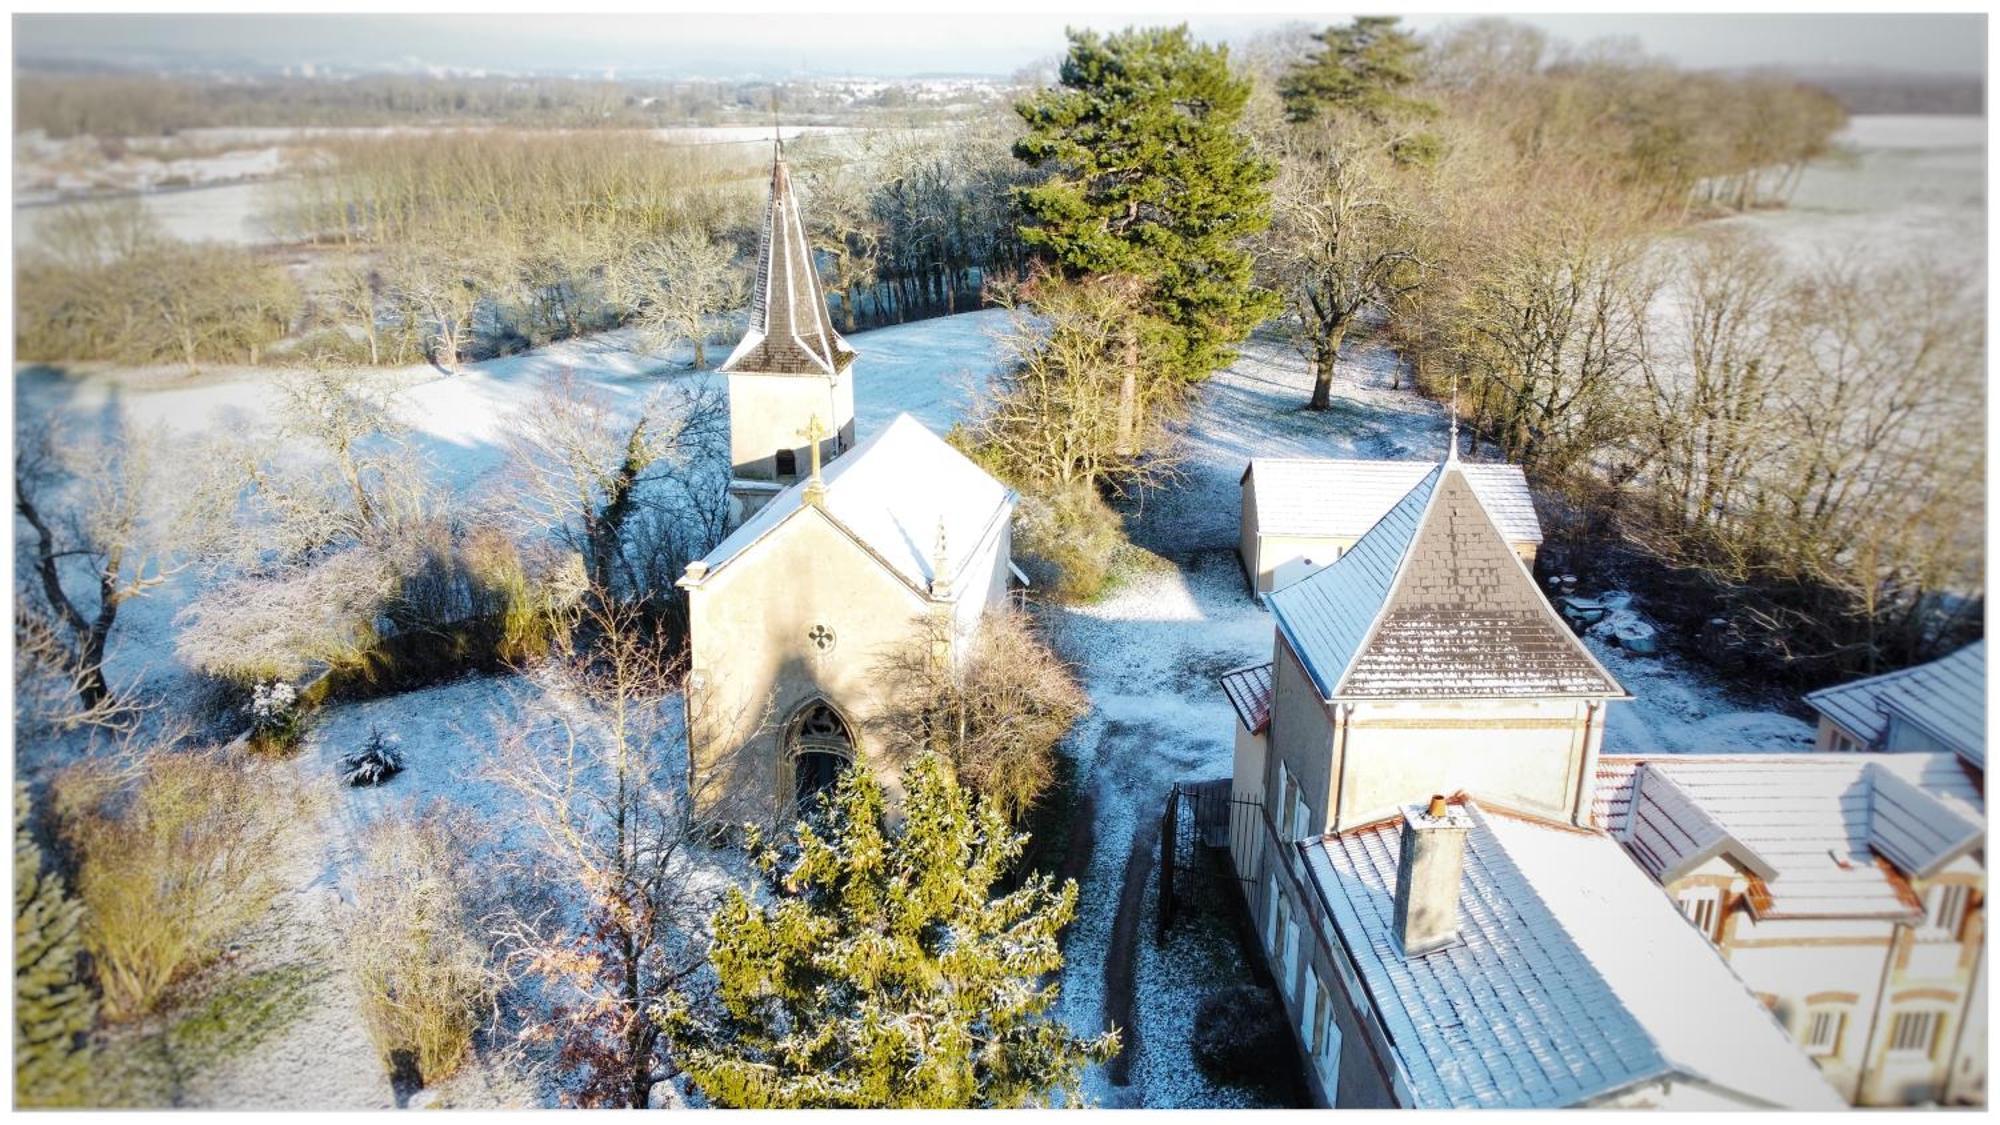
679;145;1019;824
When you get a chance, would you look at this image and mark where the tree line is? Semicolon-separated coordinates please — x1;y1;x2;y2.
953;17;1972;684
14;69;993;139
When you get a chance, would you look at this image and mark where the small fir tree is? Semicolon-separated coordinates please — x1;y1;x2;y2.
1014;25;1279;386
668;752;1117;1108
14;783;95;1108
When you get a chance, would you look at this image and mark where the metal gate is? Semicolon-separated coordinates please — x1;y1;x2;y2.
1157;778;1264;940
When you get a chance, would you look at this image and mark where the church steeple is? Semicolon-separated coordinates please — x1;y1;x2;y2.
720;140;861;530
718;143;856;378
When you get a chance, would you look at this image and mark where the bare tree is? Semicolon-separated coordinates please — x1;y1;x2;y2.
1632;230;1790;539
385;240;495;373
504;369;727;596
486;595;718;1108
962;277;1181;500
319;253;384;365
14;418;198;709
874;609;1087;823
607;230;741;368
1263;120;1427;409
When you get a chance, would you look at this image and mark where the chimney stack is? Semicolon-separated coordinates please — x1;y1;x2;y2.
1394;794;1472;957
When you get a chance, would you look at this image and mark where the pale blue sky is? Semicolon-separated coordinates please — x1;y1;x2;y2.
15;12;1987;79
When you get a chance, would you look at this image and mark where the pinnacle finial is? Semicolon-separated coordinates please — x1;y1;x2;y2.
930;518;952;598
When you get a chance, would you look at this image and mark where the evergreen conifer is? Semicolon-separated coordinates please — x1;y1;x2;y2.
669;753;1117;1108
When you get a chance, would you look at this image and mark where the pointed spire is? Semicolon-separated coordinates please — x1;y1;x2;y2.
716;138;854;378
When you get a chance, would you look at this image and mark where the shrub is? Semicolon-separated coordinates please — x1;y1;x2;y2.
1013;482;1129;603
14;783;95;1108
1191;984;1292;1099
342;812;489;1089
176;524;580;697
246;678;308;753
175;550;396;686
54;749;301;1022
340;728;404;788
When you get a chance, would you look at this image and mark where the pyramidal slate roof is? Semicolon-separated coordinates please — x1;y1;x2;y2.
1267;457;1623;700
1804;640;1985;765
718;149;856;378
682;413;1014;599
1594;752;1985;919
1304;802;1844;1109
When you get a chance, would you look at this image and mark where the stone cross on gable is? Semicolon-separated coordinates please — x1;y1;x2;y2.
801;414;827;506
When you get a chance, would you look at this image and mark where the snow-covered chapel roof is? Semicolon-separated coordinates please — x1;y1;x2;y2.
718;149;856;378
1265;459;1623;701
1244;457;1541;546
1804;640;1985;765
1304;800;1844;1109
682;413;1014;599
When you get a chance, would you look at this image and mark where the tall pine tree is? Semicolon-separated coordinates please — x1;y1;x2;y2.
14;783;94;1108
1278;17;1436;126
1014;25;1278;386
667;752;1116;1108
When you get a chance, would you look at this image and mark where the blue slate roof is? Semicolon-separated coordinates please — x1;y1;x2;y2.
1304;804;1845;1109
1805;641;1986;766
1266;460;1621;701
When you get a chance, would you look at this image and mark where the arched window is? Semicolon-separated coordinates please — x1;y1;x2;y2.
789;699;853;803
775;448;798;479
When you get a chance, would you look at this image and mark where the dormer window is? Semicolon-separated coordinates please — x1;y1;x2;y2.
1918;883;1970;941
1677;886;1722;942
1801;1007;1847;1057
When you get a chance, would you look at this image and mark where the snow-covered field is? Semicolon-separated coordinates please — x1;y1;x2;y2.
1706;113;1985;282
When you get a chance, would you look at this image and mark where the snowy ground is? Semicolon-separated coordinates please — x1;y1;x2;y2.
18;302;1820;1108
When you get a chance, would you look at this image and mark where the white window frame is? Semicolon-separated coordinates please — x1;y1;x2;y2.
1918;883;1970;942
1299;963;1321;1045
1264;874;1281;957
1676;886;1722;941
1801;1007;1847;1058
1887;1009;1945;1060
1284;917;1304;1005
1312;975;1342;1101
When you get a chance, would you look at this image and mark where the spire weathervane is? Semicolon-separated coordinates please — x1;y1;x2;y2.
1447;369;1461;463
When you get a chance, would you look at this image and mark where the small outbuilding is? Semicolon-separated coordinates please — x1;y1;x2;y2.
1239;458;1541;597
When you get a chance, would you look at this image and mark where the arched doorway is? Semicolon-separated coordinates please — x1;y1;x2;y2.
788;699;854;805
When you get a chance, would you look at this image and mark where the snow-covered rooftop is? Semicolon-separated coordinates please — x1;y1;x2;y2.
1595;752;1985;918
1804;640;1985;765
684;413;1014;598
1267;461;1622;701
1303;802;1845;1109
1243;457;1541;545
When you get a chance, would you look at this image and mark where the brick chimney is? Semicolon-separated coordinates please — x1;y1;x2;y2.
1393;795;1472;957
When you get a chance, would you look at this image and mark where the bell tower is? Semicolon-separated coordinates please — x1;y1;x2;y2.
719;142;857;527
